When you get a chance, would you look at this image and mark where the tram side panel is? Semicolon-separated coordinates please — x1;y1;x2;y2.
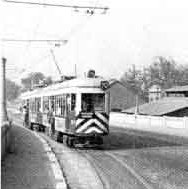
54;116;66;133
46;93;109;137
26;92;110;142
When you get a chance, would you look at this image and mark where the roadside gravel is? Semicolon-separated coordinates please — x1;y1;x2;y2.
1;125;56;189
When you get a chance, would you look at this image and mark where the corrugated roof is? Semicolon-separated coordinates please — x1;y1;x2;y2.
165;85;188;92
122;97;188;116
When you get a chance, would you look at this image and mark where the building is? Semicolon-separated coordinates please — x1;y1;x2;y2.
123;85;188;117
148;84;163;103
123;97;188;117
107;80;146;111
165;85;188;97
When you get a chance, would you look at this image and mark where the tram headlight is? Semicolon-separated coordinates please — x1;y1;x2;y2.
100;81;109;90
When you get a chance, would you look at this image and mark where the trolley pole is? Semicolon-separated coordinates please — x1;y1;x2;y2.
0;57;8;125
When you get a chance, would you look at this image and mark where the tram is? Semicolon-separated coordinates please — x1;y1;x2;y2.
21;72;110;147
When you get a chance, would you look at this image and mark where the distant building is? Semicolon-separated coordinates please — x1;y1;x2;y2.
165;85;188;97
123;97;188;117
123;85;188;117
107;80;146;111
148;84;163;103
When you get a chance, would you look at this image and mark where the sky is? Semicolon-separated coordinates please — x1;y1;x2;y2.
1;0;188;83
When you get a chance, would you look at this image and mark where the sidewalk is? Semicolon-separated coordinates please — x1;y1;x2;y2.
1;125;56;189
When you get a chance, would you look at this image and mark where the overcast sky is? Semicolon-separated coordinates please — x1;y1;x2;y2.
1;0;188;83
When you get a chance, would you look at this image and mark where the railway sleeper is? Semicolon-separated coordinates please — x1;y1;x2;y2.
72;135;103;148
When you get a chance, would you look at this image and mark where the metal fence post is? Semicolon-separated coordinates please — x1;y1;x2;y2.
1;57;8;124
1;57;11;159
184;117;188;128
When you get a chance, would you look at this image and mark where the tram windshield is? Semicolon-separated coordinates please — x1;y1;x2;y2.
81;93;105;112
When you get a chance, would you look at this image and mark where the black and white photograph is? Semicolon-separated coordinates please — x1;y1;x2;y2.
1;0;188;188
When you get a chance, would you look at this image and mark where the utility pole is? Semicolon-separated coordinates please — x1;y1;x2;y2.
134;95;139;117
75;64;77;78
0;57;8;124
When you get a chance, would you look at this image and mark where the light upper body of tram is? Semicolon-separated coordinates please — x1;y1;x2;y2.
21;77;110;128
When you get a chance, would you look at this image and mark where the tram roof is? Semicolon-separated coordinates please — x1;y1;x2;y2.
21;77;108;99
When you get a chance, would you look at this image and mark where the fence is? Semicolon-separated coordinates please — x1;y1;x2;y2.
110;112;188;129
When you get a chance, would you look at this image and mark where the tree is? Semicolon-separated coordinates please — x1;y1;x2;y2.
21;72;53;91
6;79;21;101
44;76;53;85
175;64;188;86
121;64;142;92
148;56;188;88
120;56;188;100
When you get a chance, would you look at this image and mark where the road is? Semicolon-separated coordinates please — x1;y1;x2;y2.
7;106;188;189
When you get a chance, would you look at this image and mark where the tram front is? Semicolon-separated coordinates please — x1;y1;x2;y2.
75;82;110;145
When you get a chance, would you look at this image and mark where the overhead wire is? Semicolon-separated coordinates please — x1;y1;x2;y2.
3;0;109;80
45;0;102;77
3;7;45;76
46;0;98;74
2;39;68;43
54;0;101;43
3;0;109;10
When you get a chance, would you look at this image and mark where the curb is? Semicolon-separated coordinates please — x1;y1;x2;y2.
18;125;68;189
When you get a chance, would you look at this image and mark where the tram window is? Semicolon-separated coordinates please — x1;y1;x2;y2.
55;96;58;115
71;94;76;111
43;96;49;113
32;99;35;113
30;98;34;113
50;96;55;111
31;99;34;113
34;98;37;112
81;93;105;112
54;95;66;117
36;98;41;112
61;95;66;117
57;96;62;116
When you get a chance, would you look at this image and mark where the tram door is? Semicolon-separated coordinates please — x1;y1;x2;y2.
65;94;76;132
65;95;70;131
36;97;42;124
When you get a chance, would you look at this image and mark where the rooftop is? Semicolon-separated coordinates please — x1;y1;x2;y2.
122;97;188;116
20;77;110;99
165;85;188;92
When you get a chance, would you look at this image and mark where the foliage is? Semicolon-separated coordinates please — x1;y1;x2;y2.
6;79;21;101
44;76;53;85
21;72;53;91
120;56;188;99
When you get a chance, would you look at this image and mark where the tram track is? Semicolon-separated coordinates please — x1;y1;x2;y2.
77;149;153;189
104;151;154;189
7;115;174;189
10;114;104;189
79;151;110;189
9;111;188;189
10;113;151;189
